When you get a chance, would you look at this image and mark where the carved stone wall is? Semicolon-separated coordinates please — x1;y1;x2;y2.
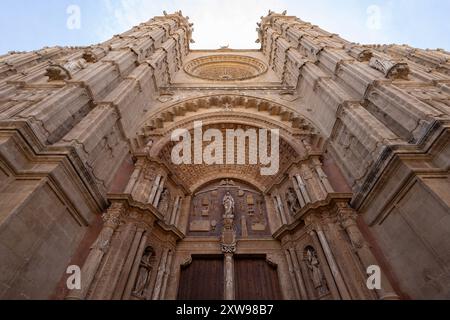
0;10;448;300
0;11;192;299
258;11;450;299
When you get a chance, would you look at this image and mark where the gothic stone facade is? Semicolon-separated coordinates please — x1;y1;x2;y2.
0;11;449;300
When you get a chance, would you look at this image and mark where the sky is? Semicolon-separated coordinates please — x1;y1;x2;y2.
1;0;449;55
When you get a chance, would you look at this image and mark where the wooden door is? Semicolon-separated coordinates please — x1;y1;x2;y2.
177;256;224;300
235;256;283;300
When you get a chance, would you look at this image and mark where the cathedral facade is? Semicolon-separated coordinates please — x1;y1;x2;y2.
0;11;449;300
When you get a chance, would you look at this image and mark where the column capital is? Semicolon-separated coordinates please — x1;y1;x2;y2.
102;202;126;229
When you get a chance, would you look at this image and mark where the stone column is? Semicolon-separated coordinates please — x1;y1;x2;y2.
224;253;235;300
288;248;309;300
295;175;312;204
291;176;306;208
339;210;399;300
160;250;174;299
307;231;340;300
174;198;184;227
124;163;143;194
315;166;334;194
148;174;162;204
284;250;301;299
311;228;351;300
122;232;149;300
221;192;237;300
152;248;170;300
170;196;181;225
90;222;138;300
322;216;371;300
112;226;147;300
275;195;288;225
66;203;123;300
153;176;167;207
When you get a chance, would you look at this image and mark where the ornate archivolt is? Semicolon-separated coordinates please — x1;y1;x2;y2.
132;94;324;194
138;94;319;136
149;114;309;157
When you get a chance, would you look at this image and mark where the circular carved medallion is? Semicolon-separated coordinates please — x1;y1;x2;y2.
184;55;268;81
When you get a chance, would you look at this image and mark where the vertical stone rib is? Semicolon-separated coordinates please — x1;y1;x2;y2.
152;248;170;300
122;233;149;300
288;248;309;300
313;228;351;300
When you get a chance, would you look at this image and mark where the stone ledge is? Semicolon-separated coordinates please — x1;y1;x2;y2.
273;193;353;239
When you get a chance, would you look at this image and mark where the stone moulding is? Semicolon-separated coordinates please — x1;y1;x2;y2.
351;119;449;211
107;193;185;240
272;193;354;239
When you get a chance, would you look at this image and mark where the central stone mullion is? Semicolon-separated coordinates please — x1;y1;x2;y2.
224;253;235;300
221;191;237;301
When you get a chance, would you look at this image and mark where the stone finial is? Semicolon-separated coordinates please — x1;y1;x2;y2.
82;50;98;63
45;58;87;82
45;65;72;81
369;57;410;80
347;46;373;62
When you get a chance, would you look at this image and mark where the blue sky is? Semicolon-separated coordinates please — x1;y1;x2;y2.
1;0;449;55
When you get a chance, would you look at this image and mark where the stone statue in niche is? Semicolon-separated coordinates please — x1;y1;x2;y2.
133;247;155;297
286;188;301;215
158;188;170;216
223;192;235;219
143;139;154;154
305;247;329;296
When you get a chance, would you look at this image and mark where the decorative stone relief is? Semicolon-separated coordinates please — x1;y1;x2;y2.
184;55;268;81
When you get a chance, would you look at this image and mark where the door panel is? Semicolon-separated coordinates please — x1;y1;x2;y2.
235;257;283;300
177;256;224;300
